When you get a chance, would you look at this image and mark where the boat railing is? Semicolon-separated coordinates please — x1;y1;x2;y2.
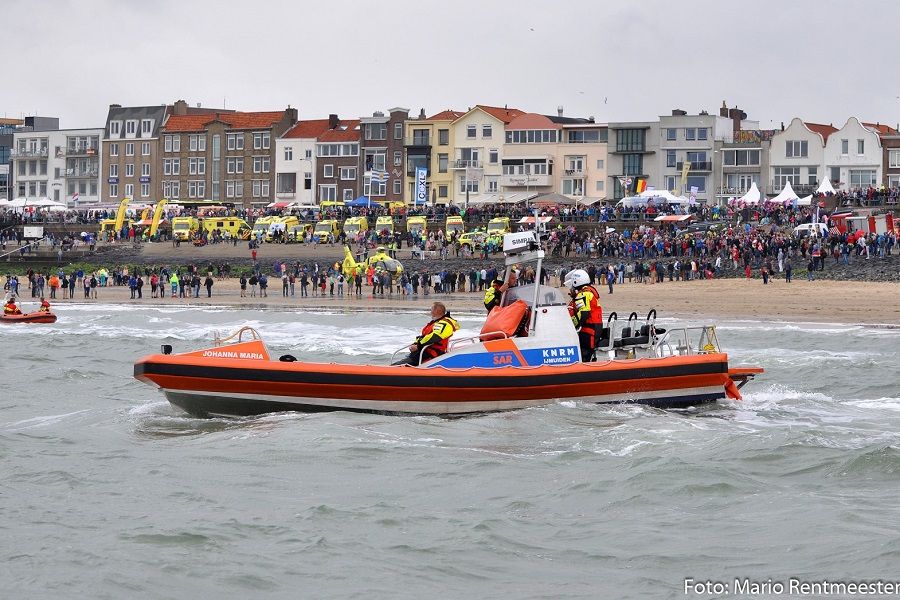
213;326;262;346
652;325;720;357
449;331;509;351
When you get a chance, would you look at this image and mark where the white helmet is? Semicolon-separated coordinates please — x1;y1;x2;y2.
563;268;590;288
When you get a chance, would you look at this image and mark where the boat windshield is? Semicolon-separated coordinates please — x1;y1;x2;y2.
502;283;568;308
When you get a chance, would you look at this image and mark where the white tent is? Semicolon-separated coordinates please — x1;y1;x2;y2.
797;195;813;206
736;182;761;204
617;189;695;207
768;181;799;204
816;178;836;195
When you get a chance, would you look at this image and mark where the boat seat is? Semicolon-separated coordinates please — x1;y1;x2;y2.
619;324;654;348
279;354;297;362
596;326;612;351
613;326;633;348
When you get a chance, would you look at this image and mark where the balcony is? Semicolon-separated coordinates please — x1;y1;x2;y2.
500;174;551;188
676;161;712;172
451;159;482;169
11;148;49;158
404;136;431;147
612;145;649;154
64;169;99;178
564;168;586;176
58;146;99;157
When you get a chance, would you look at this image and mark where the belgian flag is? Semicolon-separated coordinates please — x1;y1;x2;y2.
632;178;647;194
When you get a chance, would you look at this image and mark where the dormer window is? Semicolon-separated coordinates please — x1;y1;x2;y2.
125;120;137;136
109;121;122;136
141;119;154;136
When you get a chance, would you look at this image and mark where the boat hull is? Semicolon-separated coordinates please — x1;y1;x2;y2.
134;352;742;417
1;312;57;324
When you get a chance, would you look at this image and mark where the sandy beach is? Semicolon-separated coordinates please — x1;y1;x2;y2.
26;276;900;326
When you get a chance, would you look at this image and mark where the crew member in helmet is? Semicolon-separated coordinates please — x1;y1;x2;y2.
38;297;51;313
563;268;603;362
393;302;460;366
483;276;509;313
4;295;21;315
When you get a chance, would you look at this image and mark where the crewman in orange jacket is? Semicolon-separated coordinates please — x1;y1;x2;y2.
564;269;603;362
4;297;21;315
393;302;460;365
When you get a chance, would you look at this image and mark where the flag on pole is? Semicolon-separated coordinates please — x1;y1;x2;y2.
370;170;388;183
632;178;647;194
72;191;79;203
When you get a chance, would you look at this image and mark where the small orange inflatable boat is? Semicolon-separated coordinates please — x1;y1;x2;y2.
1;311;57;324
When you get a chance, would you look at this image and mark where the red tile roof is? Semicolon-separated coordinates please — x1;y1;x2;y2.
284;119;333;139
318;120;360;142
427;110;464;121
803;121;837;143
163;111;287;132
475;104;525;124
506;113;559;130
863;122;899;136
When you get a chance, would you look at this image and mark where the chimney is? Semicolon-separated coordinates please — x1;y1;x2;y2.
196;103;201;109
328;114;340;129
588;116;595;123
720;100;728;118
109;103;122;110
672;109;687;116
173;100;188;115
418;108;426;119
781;122;785;131
373;111;384;117
285;106;298;124
557;105;564;117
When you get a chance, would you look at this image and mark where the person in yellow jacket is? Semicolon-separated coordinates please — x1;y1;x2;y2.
4;296;21;315
169;273;180;298
393;302;460;365
483;277;509;313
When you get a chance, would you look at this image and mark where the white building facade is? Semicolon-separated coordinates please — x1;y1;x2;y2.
823;117;882;192
768;118;831;196
657;110;733;203
12;127;103;206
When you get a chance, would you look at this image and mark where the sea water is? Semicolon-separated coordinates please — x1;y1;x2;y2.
2;305;900;600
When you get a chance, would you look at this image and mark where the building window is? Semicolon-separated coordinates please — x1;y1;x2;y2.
697;128;708;141
849;169;876;188
124;183;134;197
252;132;271;150
394;123;403;139
284;146;293;161
466;125;476;139
615;129;645;152
226;157;243;174
141;119;153;135
664;175;678;191
438;185;448;198
458;175;478;194
304;172;312;190
785;140;808;158
110;183;118;197
486;176;498;193
596;159;604;169
340;167;357;180
482;125;492;139
489;149;498;165
394;151;402;166
305;149;312;159
163;135;180;152
666;128;676;141
857;139;865;155
141;142;150;156
622;153;643;176
595;180;605;192
141;183;150;197
365;123;386;140
807;167;817;185
841;139;848;155
774;166;801;187
189;135;207;152
125;120;137;136
109;164;118;178
323;164;334;178
685;128;696;141
685;175;706;193
277;173;296;193
666;150;676;168
319;185;337;201
126;143;134;157
889;150;900;168
438;129;449;145
227;133;244;151
109;121;121;136
438;154;448;173
393;179;402;195
252;156;270;174
141;163;150;177
723;149;760;166
189;157;206;175
110;143;119;157
124;163;134;178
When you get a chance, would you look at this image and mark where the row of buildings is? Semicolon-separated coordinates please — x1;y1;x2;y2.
4;100;900;209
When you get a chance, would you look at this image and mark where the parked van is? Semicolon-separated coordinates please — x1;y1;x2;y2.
486;216;511;237
375;216;395;236
445;216;465;237
251;216;278;241
265;216;300;242
100;218;135;234
287;223;314;243
343;216;369;239
407;215;427;237
201;217;251;240
792;223;829;238
313;219;341;243
171;216;200;241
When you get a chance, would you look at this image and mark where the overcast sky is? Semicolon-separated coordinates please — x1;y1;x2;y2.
6;0;899;131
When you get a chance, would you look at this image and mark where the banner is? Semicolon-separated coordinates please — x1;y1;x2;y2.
680;161;692;194
415;167;428;204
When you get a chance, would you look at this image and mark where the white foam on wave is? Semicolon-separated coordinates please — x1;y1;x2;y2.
2;409;92;431
846;397;900;412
